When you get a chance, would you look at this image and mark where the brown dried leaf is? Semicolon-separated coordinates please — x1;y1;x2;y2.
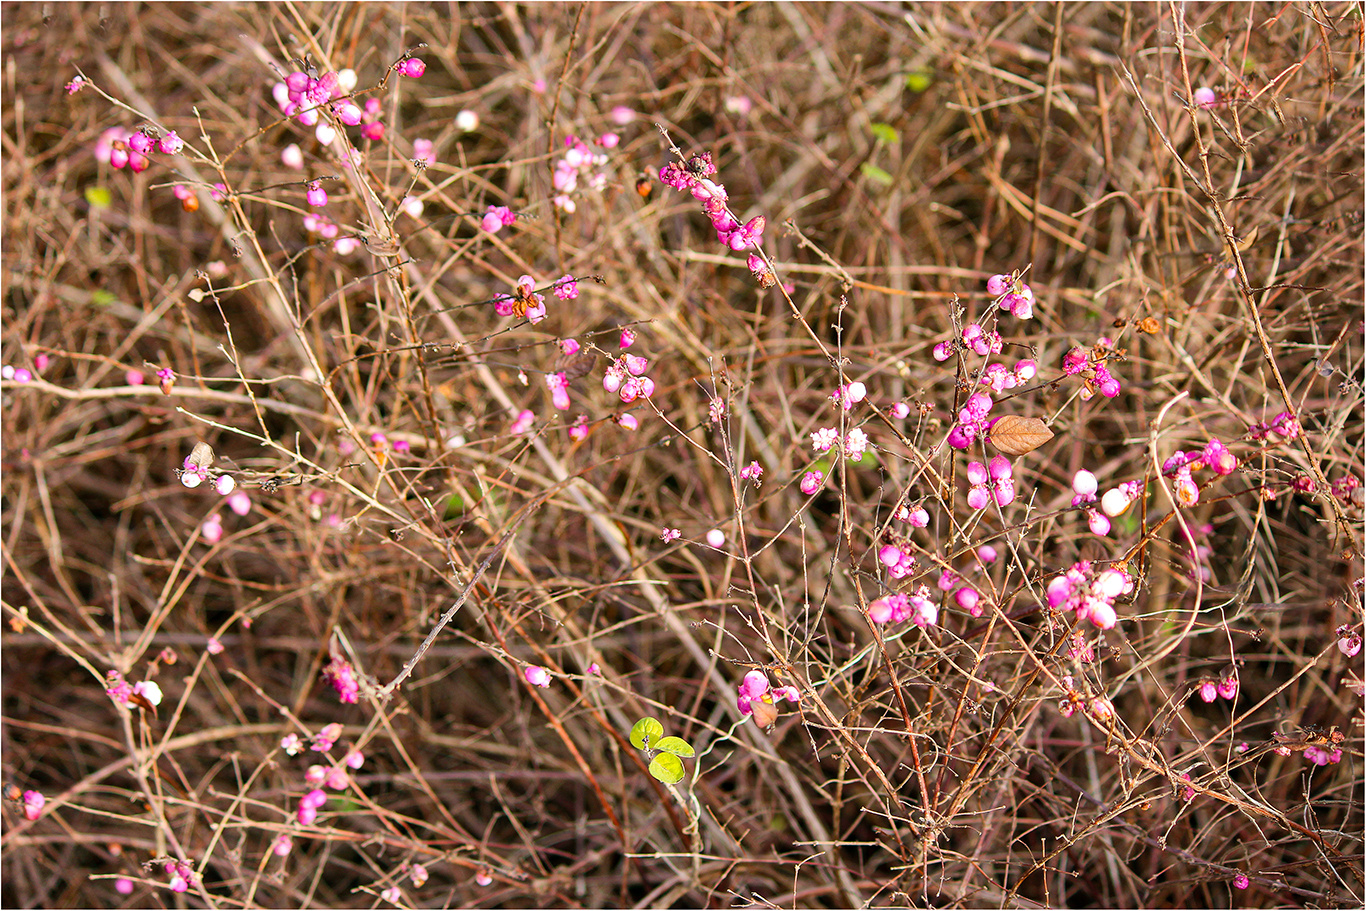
988;415;1054;456
749;700;779;730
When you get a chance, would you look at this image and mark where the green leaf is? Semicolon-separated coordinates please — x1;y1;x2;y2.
442;494;465;519
859;163;894;187
905;71;933;93
84;186;112;209
648;753;685;784
654;736;695;758
869;122;898;144
89;289;117;307
629;717;664;750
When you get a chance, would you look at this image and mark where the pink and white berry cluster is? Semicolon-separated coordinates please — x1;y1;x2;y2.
95;126;184;173
877;542;917;579
602;353;655;404
1045;561;1134;629
552;133;618;212
1161;439;1239;507
272;70;347;127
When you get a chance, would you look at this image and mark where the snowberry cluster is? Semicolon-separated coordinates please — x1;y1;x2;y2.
736;670;799;719
986;272;1036;319
177;443;239;496
1195;674;1239;703
658;151;770;284
867;585;938;628
95;126;183;173
1062;341;1123;399
1161;439;1239;507
966;455;1016;509
322;655;360;704
1045;561;1134;629
946;391;994;450
877;542;917;579
552;133;618;212
273;69;349;126
602;353;655;404
1245;410;1302;442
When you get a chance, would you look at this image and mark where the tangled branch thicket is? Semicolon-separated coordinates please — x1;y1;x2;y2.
2;3;1362;908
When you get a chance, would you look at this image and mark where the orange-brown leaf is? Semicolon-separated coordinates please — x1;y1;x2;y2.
988;415;1054;456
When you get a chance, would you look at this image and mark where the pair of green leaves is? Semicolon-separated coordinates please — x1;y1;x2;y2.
629;717;695;784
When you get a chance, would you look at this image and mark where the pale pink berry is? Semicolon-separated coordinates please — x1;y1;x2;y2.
1072;470;1098;497
524;665;551;687
1101;487;1133;517
201;515;223;544
706;529;725;548
21;790;45;820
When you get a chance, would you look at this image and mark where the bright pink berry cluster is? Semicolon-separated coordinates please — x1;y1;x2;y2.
1062;342;1123;399
602;353;655;404
947;391;994;450
274;70;344;125
96;126;182;172
966;455;1016;509
736;670;798;716
481;204;517;233
1195;674;1239;703
164;860;197;894
868;585;938;628
322;655;359;704
893;504;930;526
659;151;766;253
1246;410;1301;442
877;542;917;579
985;272;1036;319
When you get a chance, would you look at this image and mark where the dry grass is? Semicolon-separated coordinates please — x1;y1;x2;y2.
2;3;1362;908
